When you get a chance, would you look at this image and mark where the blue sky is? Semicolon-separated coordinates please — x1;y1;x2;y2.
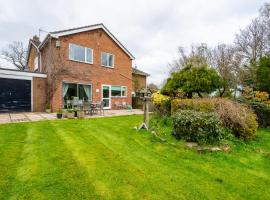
0;0;266;85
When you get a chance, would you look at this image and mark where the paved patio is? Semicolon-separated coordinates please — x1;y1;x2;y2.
0;109;143;124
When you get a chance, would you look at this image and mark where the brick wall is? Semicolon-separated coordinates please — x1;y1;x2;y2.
132;73;147;92
40;28;133;111
32;77;47;112
28;46;38;72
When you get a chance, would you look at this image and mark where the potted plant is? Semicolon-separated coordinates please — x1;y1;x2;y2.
45;103;51;113
56;109;63;119
77;110;85;118
67;109;75;119
62;109;68;118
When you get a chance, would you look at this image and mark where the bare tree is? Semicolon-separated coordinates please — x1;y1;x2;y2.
209;44;243;96
1;41;27;70
234;18;267;64
147;83;159;92
169;44;210;73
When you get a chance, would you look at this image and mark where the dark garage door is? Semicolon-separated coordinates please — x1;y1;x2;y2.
0;78;31;112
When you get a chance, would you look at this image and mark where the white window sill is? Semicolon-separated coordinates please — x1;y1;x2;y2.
111;96;127;98
101;65;114;69
69;58;93;65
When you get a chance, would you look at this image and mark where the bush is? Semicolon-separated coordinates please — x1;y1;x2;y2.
152;92;169;106
171;98;258;140
172;110;228;144
214;100;258;140
243;101;270;128
171;98;215;113
152;92;171;116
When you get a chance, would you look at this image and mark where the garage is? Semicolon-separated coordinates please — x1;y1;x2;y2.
0;68;47;113
0;78;31;112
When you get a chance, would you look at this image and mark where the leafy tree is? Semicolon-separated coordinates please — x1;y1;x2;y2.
161;65;222;98
256;56;270;93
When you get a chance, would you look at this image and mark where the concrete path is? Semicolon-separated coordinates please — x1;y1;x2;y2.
0;109;143;124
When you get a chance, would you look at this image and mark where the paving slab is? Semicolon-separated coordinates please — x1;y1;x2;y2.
0;109;143;124
24;113;44;121
9;113;29;123
0;114;11;124
39;113;57;120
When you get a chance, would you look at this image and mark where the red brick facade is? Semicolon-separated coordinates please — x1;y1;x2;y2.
35;28;133;111
132;73;147;92
27;45;38;72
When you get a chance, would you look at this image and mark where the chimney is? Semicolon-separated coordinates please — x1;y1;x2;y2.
32;35;41;46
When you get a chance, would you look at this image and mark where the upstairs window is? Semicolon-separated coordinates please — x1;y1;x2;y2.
101;52;114;67
69;43;93;64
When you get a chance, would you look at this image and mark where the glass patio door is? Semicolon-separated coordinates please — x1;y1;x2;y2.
102;85;111;109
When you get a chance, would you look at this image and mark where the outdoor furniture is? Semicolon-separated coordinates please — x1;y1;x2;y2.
66;100;72;109
83;101;91;114
87;102;104;116
78;100;84;110
115;101;121;109
90;103;98;115
95;101;105;116
72;97;79;109
122;102;127;109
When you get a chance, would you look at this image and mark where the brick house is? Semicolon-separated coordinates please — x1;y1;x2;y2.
19;23;148;112
132;68;150;96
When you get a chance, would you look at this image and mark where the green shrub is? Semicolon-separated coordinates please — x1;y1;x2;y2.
153;96;172;116
242;101;270;128
172;110;228;144
171;98;215;113
171;98;258;140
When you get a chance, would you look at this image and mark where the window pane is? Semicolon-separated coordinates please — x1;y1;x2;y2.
34;57;38;70
86;48;92;63
103;99;110;107
103;86;110;98
63;83;77;100
121;87;127;97
108;54;114;66
79;85;91;101
70;44;85;62
111;86;121;96
102;52;107;66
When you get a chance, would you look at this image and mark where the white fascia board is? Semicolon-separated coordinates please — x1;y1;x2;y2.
0;69;47;79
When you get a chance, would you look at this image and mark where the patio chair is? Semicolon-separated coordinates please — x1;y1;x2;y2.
83;101;91;115
90;103;98;115
115;101;122;109
122;102;128;109
78;100;84;110
96;101;105;116
72;97;79;109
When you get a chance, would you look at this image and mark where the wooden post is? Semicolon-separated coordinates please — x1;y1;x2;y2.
139;96;150;130
145;98;149;127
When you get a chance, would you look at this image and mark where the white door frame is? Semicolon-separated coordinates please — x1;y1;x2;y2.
102;84;111;109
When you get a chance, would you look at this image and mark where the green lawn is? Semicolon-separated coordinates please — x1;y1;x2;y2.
0;115;269;200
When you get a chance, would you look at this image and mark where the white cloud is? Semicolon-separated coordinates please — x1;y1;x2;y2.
0;0;266;85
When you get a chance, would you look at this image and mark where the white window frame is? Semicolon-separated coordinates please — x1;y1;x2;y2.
69;43;93;64
34;56;38;71
111;85;127;98
121;86;127;97
101;52;114;68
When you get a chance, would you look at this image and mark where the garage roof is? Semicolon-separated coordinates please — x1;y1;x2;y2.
0;68;47;79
